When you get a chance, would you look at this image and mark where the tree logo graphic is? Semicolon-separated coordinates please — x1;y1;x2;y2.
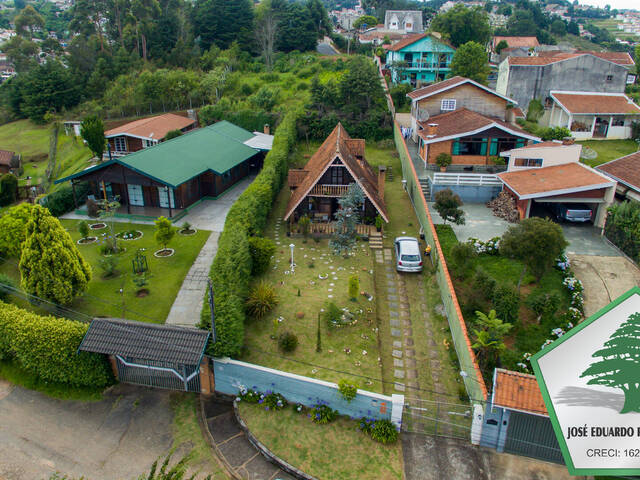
580;311;640;414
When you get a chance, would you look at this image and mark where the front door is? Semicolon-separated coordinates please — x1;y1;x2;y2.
157;187;175;208
594;117;609;137
127;184;144;206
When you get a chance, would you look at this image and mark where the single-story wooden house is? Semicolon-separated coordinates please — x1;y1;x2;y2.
284;123;388;225
55;121;272;220
416;108;540;168
105;113;197;158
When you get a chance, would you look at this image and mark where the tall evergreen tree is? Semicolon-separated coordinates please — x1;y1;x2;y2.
581;312;640;414
330;183;364;256
19;205;92;305
81;115;106;160
192;0;254;51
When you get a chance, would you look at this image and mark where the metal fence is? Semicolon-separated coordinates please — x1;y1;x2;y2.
393;122;488;404
402;397;473;439
116;356;201;392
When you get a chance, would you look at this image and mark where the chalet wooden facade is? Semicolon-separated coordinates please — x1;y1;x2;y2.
284;124;388;224
56;121;271;219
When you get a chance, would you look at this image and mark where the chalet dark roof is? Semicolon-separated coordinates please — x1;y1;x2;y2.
79;318;210;365
283;123;388;222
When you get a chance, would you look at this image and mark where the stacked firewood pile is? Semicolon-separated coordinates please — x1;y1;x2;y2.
487;191;520;223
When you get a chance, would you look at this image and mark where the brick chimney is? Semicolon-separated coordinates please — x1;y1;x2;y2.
427;123;438;136
562;137;575;145
263;124;270;135
378;165;387;200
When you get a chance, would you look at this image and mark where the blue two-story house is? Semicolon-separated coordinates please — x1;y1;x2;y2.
385;33;456;86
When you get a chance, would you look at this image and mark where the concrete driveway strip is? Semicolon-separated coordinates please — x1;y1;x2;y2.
0;382;173;480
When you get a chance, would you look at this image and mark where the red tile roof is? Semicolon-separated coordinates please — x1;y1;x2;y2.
493;36;539;49
417;108;537;143
283;123;388;222
493;369;548;416
0;149;14;166
551;92;640;115
498;162;613;198
511;107;525;118
597;151;640;191
105;113;196;140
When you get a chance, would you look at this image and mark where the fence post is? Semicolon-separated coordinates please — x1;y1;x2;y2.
391;394;404;430
435;401;440;436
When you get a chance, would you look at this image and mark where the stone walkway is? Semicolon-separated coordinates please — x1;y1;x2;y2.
202;397;296;480
374;248;447;399
165;232;219;327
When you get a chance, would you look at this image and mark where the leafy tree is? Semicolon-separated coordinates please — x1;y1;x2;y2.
19;205;92;305
1;35;39;73
348;274;359;300
434;188;465;225
539;126;571;141
500;217;568;287
430;4;491;47
14;5;45;39
0;173;18;207
507;9;537;36
69;0;109;51
604;200;640;261
636;45;640;78
306;0;331;36
449;242;476;278
165;129;182;140
450;41;491;85
550;18;567;36
154;215;176;250
274;1;317;53
330;183;364;256
580;312;640;414
353;15;378;29
192;0;254;51
339;56;384;118
78;220;90;239
495;39;508;54
567;20;580;36
472;309;512;371
81;115;106;161
255;0;278;71
0;203;37;257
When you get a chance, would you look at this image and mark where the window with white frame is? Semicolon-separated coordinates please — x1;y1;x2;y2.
143;139;154;148
441;99;456;111
114;136;127;152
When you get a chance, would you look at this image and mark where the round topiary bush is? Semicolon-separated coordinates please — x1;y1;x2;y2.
278;331;298;353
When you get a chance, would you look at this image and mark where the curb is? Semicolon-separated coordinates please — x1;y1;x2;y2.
197;394;242;480
233;401;318;480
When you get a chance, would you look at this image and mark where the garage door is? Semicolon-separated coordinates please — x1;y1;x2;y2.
503;411;564;464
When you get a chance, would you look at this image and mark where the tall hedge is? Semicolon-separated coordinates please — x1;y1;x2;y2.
202;109;300;357
0;302;113;388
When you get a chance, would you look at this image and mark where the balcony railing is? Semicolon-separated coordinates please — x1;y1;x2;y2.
403;62;450;70
309;184;350;196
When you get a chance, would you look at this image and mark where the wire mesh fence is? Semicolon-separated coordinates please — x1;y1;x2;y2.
402;397;473;439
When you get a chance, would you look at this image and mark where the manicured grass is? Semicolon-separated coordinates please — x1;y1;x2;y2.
0;220;210;323
0;119;52;158
0;359;104;401
435;224;571;380
170;393;229;477
238;402;403;480
578;139;638;167
241;185;383;392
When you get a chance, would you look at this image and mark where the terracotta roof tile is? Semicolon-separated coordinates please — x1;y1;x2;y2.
597;151;640;191
283;124;388;222
0;149;14;166
498;162;613;198
551;92;640;115
493;369;547;415
416;108;536;142
511;107;525;118
493;36;539;49
105;113;196;140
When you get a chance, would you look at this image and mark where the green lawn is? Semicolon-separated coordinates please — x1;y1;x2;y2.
0;220;210;323
238;402;403;480
435;224;571;382
578;139;638;167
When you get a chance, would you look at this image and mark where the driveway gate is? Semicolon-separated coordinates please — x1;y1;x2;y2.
402;397;472;439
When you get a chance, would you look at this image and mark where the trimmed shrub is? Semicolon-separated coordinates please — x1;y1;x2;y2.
202;109;300;357
0;203;37;257
78;220;90;239
278;331;298;353
348;275;359;300
41;182;89;217
248;236;276;275
0;302;113;387
165;129;183;140
246;282;278;319
0;173;18;206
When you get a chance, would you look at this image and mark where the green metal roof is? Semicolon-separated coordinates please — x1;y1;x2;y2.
56;121;260;188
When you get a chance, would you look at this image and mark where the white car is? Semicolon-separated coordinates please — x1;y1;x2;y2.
394;237;423;272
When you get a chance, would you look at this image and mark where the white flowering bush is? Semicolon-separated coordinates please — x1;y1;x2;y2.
467;237;500;255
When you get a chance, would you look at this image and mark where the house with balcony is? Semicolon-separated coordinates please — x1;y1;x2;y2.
283;123;388;228
105;113;197;158
385;33;455;86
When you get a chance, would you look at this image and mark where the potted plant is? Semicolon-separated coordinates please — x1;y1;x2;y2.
375;214;383;232
436;152;452;172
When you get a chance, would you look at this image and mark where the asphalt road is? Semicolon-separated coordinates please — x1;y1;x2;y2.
317;39;339;55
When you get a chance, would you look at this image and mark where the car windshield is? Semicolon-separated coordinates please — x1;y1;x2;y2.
401;254;420;262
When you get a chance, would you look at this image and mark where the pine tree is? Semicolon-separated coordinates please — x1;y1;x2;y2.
580;312;640;414
19;205;92;305
330;183;364;257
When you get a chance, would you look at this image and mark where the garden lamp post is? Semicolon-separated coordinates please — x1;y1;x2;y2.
289;243;295;274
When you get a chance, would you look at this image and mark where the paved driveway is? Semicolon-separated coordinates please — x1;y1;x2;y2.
0;381;174;480
179;177;254;232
